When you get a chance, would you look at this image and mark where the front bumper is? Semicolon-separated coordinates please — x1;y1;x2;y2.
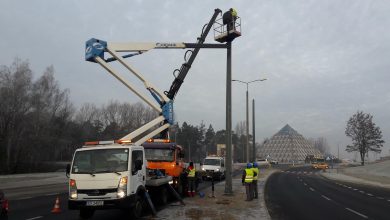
68;194;137;210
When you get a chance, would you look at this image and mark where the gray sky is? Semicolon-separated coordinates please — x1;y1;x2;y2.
1;0;390;159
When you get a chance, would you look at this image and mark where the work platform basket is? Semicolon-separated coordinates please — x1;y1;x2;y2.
213;16;242;43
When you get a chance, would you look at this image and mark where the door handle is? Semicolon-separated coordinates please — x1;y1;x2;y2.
143;176;145;181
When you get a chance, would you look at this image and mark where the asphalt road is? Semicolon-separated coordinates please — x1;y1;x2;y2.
265;166;390;220
3;169;242;220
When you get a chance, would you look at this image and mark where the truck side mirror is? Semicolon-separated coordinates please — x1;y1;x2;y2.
66;164;71;178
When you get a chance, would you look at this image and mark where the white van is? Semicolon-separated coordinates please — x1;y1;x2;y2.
201;156;225;180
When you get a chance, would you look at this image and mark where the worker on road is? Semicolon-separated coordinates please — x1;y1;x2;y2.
242;163;256;201
186;162;196;197
223;8;238;32
252;162;259;199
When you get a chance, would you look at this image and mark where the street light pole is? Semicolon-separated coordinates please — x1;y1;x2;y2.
232;79;266;163
252;99;256;162
225;41;233;195
246;85;249;162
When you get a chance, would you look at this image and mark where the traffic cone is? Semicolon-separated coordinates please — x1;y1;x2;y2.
51;197;61;213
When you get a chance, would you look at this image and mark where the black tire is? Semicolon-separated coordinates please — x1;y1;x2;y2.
79;209;94;219
131;196;144;219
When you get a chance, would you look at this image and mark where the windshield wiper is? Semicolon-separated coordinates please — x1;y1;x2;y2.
95;170;122;175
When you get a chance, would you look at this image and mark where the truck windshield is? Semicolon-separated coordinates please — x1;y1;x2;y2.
144;149;174;161
72;148;129;174
204;159;221;166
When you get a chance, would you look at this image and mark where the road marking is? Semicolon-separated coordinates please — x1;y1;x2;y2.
353;188;358;191
387;199;390;202
376;197;384;200
303;171;307;174
366;193;373;196
26;216;43;220
18;197;32;200
309;187;315;191
359;191;365;193
321;195;331;201
304;183;307;186
348;186;352;189
345;208;368;219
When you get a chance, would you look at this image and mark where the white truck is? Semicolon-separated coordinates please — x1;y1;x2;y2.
201;156;226;180
66;141;177;219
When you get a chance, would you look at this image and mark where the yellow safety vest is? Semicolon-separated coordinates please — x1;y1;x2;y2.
245;168;254;183
188;167;196;178
252;167;259;180
232;9;237;17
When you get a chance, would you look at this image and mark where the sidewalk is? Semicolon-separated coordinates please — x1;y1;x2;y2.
320;168;390;189
156;169;273;220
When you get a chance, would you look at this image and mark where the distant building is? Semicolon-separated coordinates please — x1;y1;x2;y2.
257;124;322;163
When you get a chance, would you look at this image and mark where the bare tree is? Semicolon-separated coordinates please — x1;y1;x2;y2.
345;111;384;165
309;137;330;154
0;58;32;172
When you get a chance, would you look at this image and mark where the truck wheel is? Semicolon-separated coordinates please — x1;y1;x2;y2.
79;209;94;219
131;196;143;218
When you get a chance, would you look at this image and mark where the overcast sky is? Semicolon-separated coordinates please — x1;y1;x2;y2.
1;0;389;159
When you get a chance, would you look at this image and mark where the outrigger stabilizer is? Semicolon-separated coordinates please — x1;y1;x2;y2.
85;9;239;145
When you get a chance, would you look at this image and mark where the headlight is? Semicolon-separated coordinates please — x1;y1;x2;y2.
169;180;174;184
202;167;205;171
69;179;77;199
117;176;128;198
216;168;220;172
117;189;126;198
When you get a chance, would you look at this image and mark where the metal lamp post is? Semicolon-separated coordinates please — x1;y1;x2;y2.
232;79;267;162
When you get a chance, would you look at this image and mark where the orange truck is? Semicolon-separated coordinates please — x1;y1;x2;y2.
142;140;186;194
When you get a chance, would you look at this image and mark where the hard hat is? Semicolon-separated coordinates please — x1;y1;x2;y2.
247;163;252;168
253;162;258;168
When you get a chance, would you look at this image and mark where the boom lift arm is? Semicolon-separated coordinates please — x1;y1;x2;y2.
165;9;221;100
85;9;224;145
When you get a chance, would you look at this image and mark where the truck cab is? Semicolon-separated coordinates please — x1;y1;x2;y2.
67;142;147;219
142;141;185;192
201;156;226;180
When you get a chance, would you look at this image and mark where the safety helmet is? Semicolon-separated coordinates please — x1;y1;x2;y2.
247;163;252;168
253;162;258;168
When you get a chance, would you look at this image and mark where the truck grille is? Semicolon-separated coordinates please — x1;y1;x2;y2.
78;188;117;196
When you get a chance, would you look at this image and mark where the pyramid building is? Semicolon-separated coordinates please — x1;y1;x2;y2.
257;124;322;163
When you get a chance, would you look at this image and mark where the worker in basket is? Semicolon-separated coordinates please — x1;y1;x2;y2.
223;8;238;32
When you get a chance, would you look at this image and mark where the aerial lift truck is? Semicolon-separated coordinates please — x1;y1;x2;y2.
67;8;241;218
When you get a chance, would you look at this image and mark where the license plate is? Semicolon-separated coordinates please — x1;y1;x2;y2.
86;200;104;206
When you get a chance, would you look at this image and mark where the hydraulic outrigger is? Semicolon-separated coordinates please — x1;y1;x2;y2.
85;8;240;145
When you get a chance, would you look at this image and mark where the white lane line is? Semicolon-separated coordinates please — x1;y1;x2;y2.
26;216;43;220
359;190;365;193
353;188;358;191
304;183;307;186
18;197;32;200
345;208;368;219
366;193;373;196
387;199;390;202
348;186;352;189
321;195;331;201
309;187;315;192
376;197;384;200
